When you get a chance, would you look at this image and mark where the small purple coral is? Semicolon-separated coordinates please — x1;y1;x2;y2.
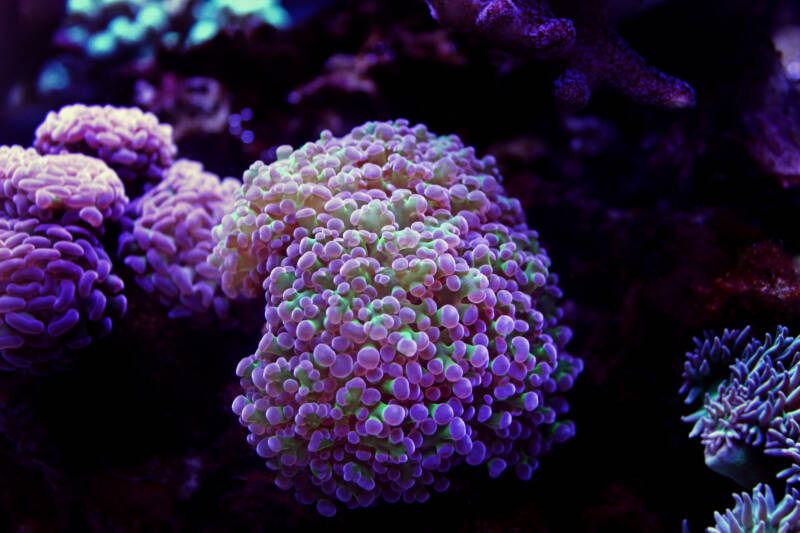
0;217;127;372
220;119;582;515
34;104;177;196
0;145;128;231
118;159;240;320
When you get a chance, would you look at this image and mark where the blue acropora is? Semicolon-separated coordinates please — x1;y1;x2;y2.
681;326;800;488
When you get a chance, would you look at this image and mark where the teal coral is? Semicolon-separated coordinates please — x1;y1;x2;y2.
55;0;289;61
187;0;290;47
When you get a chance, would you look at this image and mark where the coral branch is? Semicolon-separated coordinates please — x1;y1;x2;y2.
426;0;695;109
426;0;575;57
554;21;695;109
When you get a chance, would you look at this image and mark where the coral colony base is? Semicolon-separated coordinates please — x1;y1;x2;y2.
217;119;582;515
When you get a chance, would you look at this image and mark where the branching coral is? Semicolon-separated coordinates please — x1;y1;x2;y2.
117;159;240;321
0;218;127;372
426;0;695;109
0;146;128;231
701;484;800;533
682;326;800;488
552;19;695;110
425;0;576;58
217;119;582;515
34;104;177;197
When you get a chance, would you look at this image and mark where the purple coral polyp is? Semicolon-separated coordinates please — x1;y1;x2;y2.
34;104;177;193
0;145;128;231
0;217;127;371
221;119;582;515
118;159;240;320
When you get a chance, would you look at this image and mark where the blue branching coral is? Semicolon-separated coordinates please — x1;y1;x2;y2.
218;119;582;516
682;326;800;488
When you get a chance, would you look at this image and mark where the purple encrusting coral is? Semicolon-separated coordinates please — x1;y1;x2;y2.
682;326;800;489
0;145;128;232
34;104;177;196
0;217;127;372
118;159;240;320
217;119;582;515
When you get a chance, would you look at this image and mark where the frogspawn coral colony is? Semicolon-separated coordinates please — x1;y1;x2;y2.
0;104;238;372
218;119;582;515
